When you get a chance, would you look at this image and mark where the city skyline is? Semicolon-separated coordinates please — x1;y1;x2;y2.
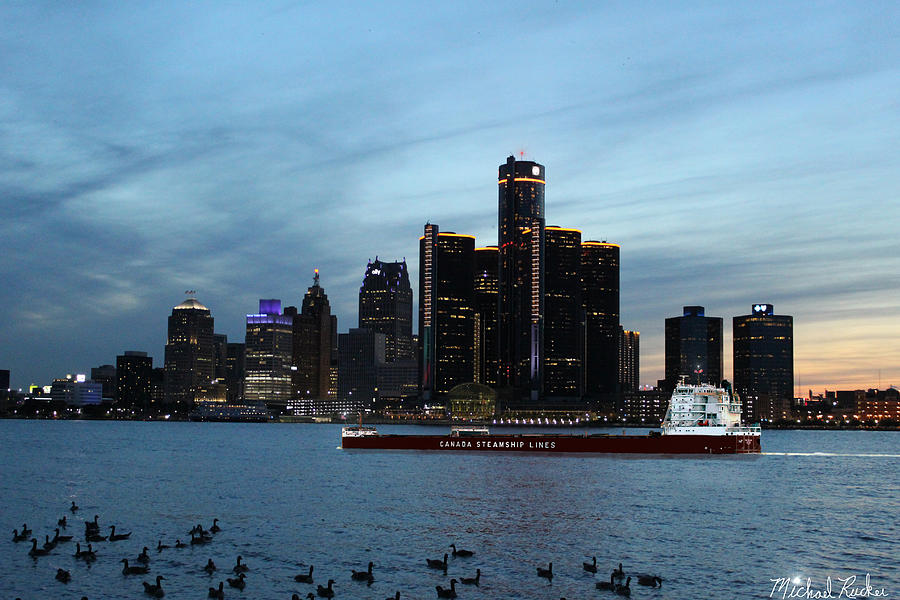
1;3;898;392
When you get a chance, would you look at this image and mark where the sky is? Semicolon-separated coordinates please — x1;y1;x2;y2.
1;1;898;393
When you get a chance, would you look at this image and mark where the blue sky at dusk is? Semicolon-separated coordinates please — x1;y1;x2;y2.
1;2;898;392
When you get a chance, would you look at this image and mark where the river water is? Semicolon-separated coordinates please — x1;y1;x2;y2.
1;421;897;599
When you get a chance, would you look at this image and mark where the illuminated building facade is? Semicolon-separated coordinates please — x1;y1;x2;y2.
289;271;337;411
664;305;723;392
164;297;215;410
473;246;498;387
618;328;640;393
244;299;293;413
581;241;620;397
498;155;545;402
359;259;413;361
418;224;475;398
116;351;152;412
733;303;793;422
544;226;582;398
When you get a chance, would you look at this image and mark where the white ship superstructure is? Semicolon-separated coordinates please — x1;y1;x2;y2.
661;379;761;437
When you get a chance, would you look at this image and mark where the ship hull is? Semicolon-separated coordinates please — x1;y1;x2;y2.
341;432;760;454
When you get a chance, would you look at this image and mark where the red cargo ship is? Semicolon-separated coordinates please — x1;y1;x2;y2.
341;381;761;455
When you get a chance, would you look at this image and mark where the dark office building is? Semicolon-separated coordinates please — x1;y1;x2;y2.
582;241;620;397
338;328;386;412
359;259;413;362
473;246;498;387
619;328;640;393
419;224;475;398
733;303;793;422
225;343;245;403
1;369;10;414
544;226;583;398
164;297;215;410
664;306;723;392
212;333;228;383
90;364;117;401
498;155;545;402
116;351;152;412
290;271;337;408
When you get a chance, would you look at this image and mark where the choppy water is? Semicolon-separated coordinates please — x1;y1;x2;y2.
1;421;897;599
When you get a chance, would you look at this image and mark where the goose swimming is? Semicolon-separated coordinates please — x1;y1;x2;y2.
351;561;374;584
436;579;458;598
122;558;150;575
294;565;314;583
450;543;473;557
316;579;335;598
537;562;553;580
142;575;166;597
460;568;481;585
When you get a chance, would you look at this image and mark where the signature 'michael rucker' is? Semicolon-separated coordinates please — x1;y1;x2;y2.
770;574;888;599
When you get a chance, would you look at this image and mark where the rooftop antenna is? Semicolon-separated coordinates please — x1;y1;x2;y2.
185;290;196;297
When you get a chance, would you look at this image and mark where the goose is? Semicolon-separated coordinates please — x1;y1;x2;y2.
426;553;449;570
109;525;131;541
209;518;221;533
351;561;374;584
137;547;151;564
615;576;632;597
85;530;107;542
227;573;246;590
70;501;79;512
85;516;99;533
637;575;662;587
233;555;249;573
583;556;597;573
21;523;32;536
58;516;68;527
44;534;58;550
294;565;314;583
537;562;553;580
208;582;224;599
174;539;186;548
54;528;73;542
596;572;616;590
143;575;166;597
204;558;217;573
55;568;71;583
74;542;97;560
385;593;401;600
122;558;150;575
460;568;481;585
83;543;97;561
29;538;50;557
450;543;474;557
436;579;458;598
612;563;624;579
316;579;335;598
12;529;28;542
190;532;209;545
157;540;170;552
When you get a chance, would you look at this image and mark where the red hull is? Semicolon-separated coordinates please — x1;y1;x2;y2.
341;432;760;454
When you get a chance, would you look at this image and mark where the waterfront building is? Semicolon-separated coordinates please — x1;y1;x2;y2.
150;367;165;407
498;155;545;403
418;224;475;399
622;388;668;423
225;342;245;403
618;328;640;393
337;328;386;414
473;246;499;387
859;388;900;422
664;305;723;392
212;333;228;383
289;271;337;412
359;259;413;361
244;299;293;414
50;376;102;407
116;351;152;412
733;303;793;423
582;241;620;397
164;297;215;410
544;226;583;399
90;364;117;401
0;369;9;414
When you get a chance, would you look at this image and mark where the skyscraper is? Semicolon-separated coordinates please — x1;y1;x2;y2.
544;226;583;398
419;224;475;398
359;259;413;361
164;297;215;410
244;299;293;413
338;328;386;413
581;241;620;397
116;351;152;413
664;306;723;391
498;155;545;403
473;246;498;387
733;303;793;422
225;342;245;403
618;328;640;393
291;271;337;409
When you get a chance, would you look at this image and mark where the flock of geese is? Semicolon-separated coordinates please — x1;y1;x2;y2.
12;501;663;599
